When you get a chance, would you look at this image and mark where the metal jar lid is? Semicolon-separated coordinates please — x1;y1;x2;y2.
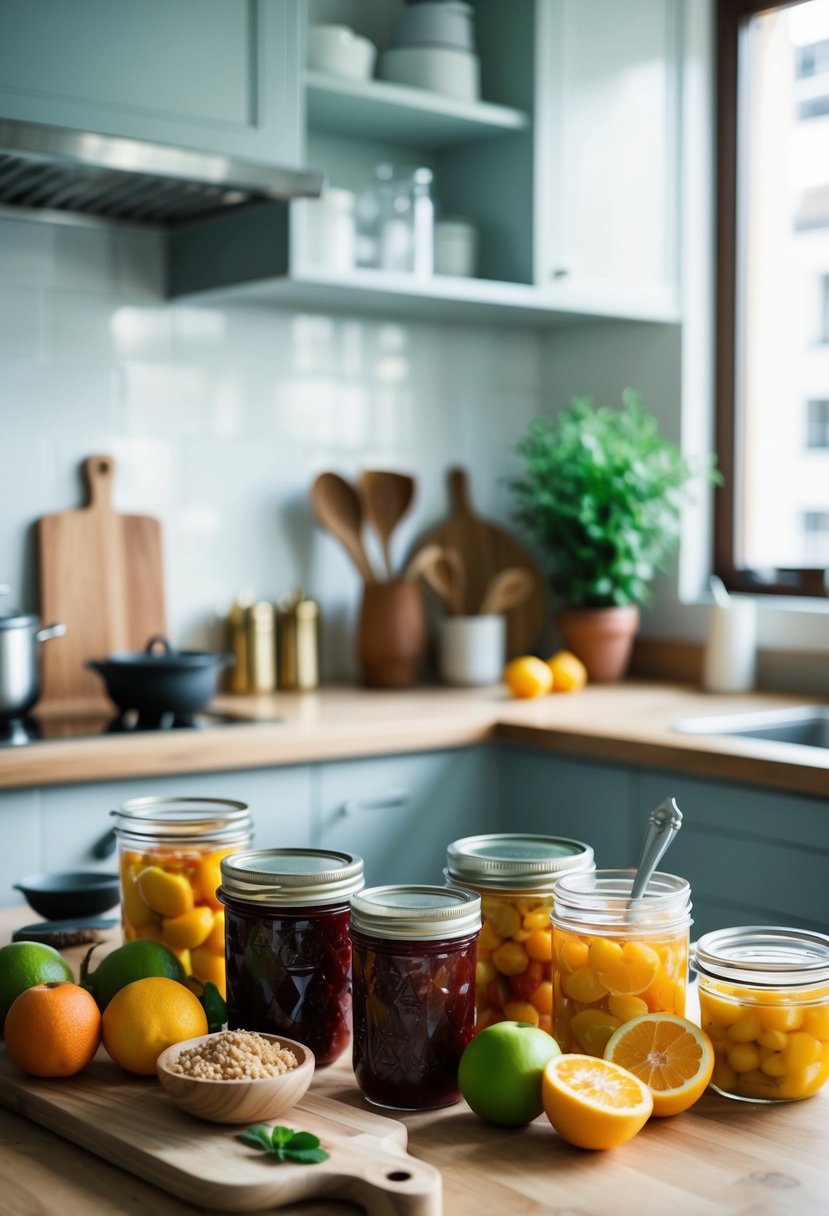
111;796;252;845
220;848;365;906
350;884;482;941
693;926;829;988
446;833;595;890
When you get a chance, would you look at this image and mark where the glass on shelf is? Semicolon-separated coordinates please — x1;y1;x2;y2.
355;163;434;276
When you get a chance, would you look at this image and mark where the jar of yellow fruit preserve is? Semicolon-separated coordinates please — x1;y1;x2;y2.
445;833;594;1034
111;796;253;997
694;926;829;1102
551;869;692;1056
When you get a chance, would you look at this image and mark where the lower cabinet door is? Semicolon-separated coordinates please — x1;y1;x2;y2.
315;747;497;889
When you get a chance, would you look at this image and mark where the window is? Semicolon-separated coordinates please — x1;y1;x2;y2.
806;397;829;446
716;0;829;595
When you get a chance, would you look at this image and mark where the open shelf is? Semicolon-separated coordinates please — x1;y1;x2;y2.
304;71;530;148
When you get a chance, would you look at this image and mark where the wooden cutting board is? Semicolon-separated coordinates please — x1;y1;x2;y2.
407;468;546;659
37;454;166;707
0;1048;441;1214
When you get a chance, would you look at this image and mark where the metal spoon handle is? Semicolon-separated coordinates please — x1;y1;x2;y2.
630;797;683;901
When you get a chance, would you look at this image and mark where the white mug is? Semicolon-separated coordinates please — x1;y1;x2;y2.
701;599;757;693
439;615;505;686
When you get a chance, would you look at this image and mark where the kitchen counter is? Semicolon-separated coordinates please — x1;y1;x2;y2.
1;682;828;798
1;907;827;1216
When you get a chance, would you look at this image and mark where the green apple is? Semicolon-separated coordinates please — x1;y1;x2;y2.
458;1020;562;1127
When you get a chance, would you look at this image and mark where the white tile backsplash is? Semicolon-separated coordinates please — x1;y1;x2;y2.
0;214;547;678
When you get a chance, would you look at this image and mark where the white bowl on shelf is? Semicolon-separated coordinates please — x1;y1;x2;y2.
391;1;476;52
378;46;481;102
307;24;377;80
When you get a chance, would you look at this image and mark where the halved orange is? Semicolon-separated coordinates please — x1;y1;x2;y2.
542;1053;653;1150
604;1013;715;1117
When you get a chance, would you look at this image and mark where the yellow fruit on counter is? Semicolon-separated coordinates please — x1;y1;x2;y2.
503;655;554;699
102;976;207;1075
547;650;588;692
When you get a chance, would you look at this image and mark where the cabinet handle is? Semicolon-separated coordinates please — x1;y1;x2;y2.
341;790;411;816
550;267;569;280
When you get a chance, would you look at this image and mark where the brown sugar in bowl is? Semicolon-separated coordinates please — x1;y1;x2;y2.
156;1031;315;1124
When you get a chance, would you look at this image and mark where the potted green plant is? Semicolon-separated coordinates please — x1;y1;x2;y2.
509;390;721;682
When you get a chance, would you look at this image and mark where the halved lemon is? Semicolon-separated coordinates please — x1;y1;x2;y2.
542;1053;653;1150
604;1013;715;1117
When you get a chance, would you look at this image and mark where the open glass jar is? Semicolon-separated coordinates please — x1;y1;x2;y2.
218;848;364;1067
111;796;253;997
445;833;595;1034
350;884;481;1110
694;926;829;1102
551;869;692;1056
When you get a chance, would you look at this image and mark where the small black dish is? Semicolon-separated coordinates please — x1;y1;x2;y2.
14;871;121;920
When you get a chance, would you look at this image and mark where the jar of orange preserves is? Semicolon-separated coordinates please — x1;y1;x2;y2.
551;869;691;1056
694;926;829;1102
445;833;594;1035
111;796;253;997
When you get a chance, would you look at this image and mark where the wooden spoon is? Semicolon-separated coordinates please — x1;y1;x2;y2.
479;567;536;616
311;473;376;583
417;547;466;615
359;470;416;579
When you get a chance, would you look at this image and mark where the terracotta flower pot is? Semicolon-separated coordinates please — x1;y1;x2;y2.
556;605;640;684
357;581;426;688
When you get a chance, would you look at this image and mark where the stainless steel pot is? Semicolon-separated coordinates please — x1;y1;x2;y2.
0;599;66;719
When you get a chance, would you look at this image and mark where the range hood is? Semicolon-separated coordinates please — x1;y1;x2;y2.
0;118;323;226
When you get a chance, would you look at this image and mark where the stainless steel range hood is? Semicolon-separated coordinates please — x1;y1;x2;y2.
0;118;323;226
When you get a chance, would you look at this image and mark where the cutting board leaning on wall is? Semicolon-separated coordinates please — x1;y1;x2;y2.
37;455;167;707
407;467;546;659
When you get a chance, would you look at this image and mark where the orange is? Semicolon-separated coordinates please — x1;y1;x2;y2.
4;981;101;1078
547;650;588;692
102;976;207;1075
604;1013;714;1117
503;655;554;699
542;1053;653;1149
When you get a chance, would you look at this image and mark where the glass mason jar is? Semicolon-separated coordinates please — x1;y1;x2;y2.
445;833;595;1035
694;926;829;1103
350;884;481;1110
551;869;692;1056
111;796;253;997
218;848;364;1067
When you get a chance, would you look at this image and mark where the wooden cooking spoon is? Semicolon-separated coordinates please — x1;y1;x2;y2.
311;472;376;583
359;470;416;579
414;546;466;615
479;567;536;616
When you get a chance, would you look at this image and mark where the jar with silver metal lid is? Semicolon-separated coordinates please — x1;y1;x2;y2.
349;884;482;1110
694;926;829;1103
111;796;253;995
445;833;595;1035
218;848;365;1067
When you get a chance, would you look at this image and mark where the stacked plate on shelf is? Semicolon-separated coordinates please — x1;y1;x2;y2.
378;2;481;102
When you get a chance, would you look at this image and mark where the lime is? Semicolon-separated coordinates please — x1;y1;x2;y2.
458;1020;561;1126
82;939;186;1011
0;941;73;1026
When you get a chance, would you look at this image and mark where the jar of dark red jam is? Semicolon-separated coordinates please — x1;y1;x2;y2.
349;884;482;1111
218;848;364;1067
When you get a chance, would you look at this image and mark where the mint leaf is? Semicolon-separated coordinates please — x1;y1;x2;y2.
285;1132;321;1151
285;1147;329;1164
270;1126;295;1147
236;1126;273;1152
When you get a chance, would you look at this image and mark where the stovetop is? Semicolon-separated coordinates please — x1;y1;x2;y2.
0;708;275;747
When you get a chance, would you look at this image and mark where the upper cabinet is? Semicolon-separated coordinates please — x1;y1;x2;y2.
0;0;303;167
534;0;682;319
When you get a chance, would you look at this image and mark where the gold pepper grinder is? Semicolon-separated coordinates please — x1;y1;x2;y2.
246;599;277;693
277;589;320;691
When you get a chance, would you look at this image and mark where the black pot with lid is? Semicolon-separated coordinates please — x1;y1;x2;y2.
86;634;233;717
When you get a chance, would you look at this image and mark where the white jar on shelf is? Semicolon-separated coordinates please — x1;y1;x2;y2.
293;187;356;275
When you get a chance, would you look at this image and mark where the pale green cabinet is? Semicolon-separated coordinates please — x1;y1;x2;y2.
0;0;303;165
315;747;498;889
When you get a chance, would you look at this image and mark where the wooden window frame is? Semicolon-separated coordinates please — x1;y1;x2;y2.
715;0;828;597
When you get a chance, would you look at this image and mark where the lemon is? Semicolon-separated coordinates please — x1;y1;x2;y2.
503;655;554;699
102;976;207;1075
82;939;185;1011
0;942;73;1025
547;650;588;693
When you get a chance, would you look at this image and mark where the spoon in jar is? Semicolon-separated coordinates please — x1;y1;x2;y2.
629;796;683;902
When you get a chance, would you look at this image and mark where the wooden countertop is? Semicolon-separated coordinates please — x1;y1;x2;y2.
1;682;828;798
1;908;827;1216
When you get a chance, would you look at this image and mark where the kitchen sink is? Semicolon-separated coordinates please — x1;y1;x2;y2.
672;705;829;750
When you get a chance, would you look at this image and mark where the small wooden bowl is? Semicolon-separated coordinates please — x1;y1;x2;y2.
156;1032;315;1124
